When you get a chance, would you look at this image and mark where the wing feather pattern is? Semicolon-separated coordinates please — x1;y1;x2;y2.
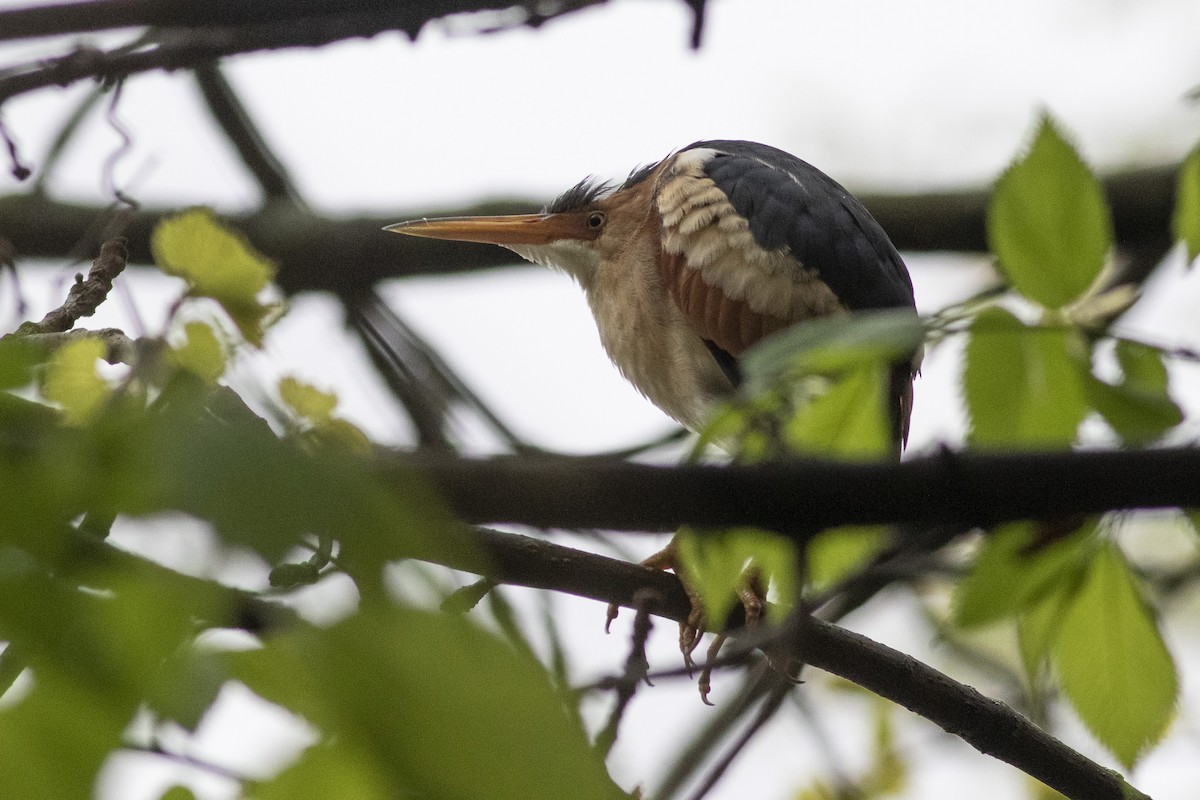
655;140;918;444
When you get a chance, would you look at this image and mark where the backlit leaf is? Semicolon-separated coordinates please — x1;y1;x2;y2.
785;364;891;458
988;115;1113;307
170;321;226;382
1087;340;1182;443
954;521;1093;628
41;337;108;425
1174;142;1200;264
806;526;888;592
1052;545;1177;768
235;607;626;800
963;308;1088;447
280;376;338;425
151;208;277;345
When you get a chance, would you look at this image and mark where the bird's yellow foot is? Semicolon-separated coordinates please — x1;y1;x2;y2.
607;538;767;704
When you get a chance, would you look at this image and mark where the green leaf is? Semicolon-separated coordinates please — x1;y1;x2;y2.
151;208;278;345
0;336;40;390
159;788;198;800
741;309;923;395
677;528;798;626
1016;582;1075;686
963;308;1088;447
170;321;226;382
1051;544;1177;768
1086;340;1182;444
1174;142;1200;263
806;526;888;592
253;741;395;800
988;114;1113;307
41;337;109;425
785;364;891;458
235;606;626;800
280;376;338;425
954;521;1093;628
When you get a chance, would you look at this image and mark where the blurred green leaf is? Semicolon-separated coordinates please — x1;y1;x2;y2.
146;648;227;732
1086;340;1182;443
987;114;1113;307
963;308;1088;447
1016;584;1073;696
0;336;40;389
280;376;338;425
954;521;1093;628
151;208;278;345
159;787;198;800
742;310;923;395
785;364;891;458
677;528;798;627
806;526;888;592
41;337;108;425
1052;544;1177;768
235;606;626;800
1174;142;1200;263
252;741;394;800
171;321;226;382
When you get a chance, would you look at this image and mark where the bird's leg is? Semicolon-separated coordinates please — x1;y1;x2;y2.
608;537;772;702
697;567;764;704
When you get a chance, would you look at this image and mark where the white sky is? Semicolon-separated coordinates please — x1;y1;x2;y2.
4;1;1200;798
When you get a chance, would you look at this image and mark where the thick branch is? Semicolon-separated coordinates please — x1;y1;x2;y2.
395;447;1200;535
425;526;1143;800
0;0;605;44
0;163;1176;295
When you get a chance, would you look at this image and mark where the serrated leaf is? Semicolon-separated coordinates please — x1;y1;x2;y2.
677;528;798;627
1174;143;1200;264
963;308;1088;447
234;606;626;800
954;521;1093;628
1086;340;1182;444
151;208;277;345
171;321;226;382
988;115;1113;307
785;364;891;458
280;376;338;425
1051;545;1177;768
41;337;109;425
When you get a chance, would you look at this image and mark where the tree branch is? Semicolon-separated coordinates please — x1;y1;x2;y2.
423;525;1145;800
9;236;127;334
0;0;607;44
0;162;1177;296
394;447;1200;535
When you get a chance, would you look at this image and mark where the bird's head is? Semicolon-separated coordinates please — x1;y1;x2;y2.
385;165;661;289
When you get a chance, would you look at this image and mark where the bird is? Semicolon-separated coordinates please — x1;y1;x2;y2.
386;140;917;693
386;139;915;440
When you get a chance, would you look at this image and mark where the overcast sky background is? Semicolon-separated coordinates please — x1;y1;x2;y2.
4;1;1200;798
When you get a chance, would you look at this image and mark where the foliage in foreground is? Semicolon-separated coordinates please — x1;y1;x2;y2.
0;112;1197;799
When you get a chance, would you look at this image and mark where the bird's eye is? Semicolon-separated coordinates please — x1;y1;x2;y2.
587;212;606;229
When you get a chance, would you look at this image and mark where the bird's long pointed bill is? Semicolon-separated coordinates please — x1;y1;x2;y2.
384;213;580;245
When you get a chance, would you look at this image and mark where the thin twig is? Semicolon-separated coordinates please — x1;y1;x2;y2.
595;589;657;757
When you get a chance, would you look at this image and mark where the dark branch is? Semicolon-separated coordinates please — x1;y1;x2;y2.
0;162;1177;297
425;526;1144;800
0;0;605;44
395;447;1200;535
192;63;304;205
